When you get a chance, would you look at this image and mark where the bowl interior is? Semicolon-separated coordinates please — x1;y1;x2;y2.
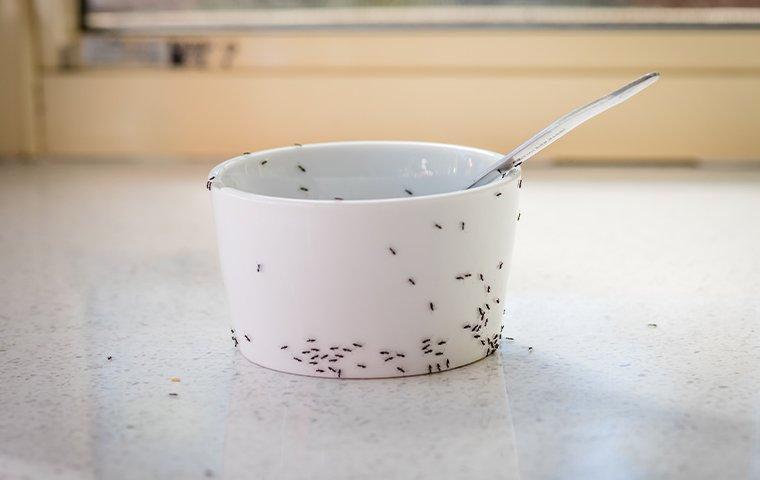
212;142;503;201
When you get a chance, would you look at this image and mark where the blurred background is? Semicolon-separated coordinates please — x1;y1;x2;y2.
2;0;760;164
2;4;760;480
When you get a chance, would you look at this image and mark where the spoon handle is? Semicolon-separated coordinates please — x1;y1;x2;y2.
467;72;660;189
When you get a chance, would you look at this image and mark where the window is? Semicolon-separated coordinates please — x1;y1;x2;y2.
83;0;760;31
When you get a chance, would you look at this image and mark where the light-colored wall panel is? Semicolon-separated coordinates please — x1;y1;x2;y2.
43;70;760;161
42;30;760;161
0;0;37;157
200;30;760;71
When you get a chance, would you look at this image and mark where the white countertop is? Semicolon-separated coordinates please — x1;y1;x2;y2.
0;162;758;480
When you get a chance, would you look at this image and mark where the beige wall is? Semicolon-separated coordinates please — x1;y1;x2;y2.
42;68;759;161
4;5;760;161
42;30;760;162
0;0;37;157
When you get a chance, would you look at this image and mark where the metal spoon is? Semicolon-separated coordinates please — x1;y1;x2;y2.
467;72;660;189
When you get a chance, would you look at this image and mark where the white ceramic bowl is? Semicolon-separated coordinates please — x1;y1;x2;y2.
208;141;521;378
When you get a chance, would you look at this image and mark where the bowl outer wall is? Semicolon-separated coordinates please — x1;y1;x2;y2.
210;146;520;378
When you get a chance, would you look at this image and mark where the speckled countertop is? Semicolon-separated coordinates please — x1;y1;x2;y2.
0;162;758;480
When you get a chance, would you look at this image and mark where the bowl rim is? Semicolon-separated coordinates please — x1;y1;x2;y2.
208;140;521;206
